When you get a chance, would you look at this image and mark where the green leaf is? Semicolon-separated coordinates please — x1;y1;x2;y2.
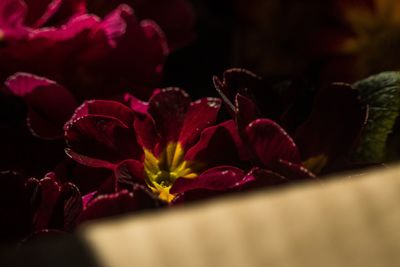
353;71;400;162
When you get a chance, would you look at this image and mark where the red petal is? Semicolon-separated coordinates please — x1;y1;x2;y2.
24;0;61;27
65;115;142;166
0;0;28;40
55;159;114;195
241;167;288;190
52;182;82;231
65;149;116;169
6;73;77;139
123;93;149;114
65;99;134;130
148;88;191;143
179;97;221;150
94;5;168;92
123;93;158;150
26;177;61;231
115;160;146;189
245;119;302;166
235;93;259;130
271;159;316;181
171;166;245;194
185;120;249;168
79;187;162;223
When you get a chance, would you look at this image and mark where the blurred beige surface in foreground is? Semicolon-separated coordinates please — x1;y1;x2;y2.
82;165;400;267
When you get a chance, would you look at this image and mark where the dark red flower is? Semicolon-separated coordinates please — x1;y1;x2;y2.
0;2;169;102
0;171;82;243
214;68;368;174
0;0;85;42
65;88;314;208
170;118;315;203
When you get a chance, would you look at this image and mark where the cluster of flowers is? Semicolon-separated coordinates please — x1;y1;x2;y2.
0;0;369;243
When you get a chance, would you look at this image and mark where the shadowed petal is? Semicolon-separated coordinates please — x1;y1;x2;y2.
65;99;134;129
235;93;259;130
0;0;28;41
65;115;142;165
171;166;245;194
25;177;61;231
51;182;83;231
245;119;302;167
148;88;191;143
295;83;367;167
270;159;316;181
179;97;221;150
185;120;248;168
115;159;146;189
241;167;288;189
92;5;168;94
79;186;163;223
6;73;77;139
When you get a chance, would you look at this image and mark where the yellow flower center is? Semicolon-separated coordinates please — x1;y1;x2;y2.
143;143;199;202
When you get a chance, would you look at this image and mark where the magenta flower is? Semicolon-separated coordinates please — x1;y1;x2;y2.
85;0;196;50
64;88;313;212
0;0;85;41
0;2;168;101
214;68;368;174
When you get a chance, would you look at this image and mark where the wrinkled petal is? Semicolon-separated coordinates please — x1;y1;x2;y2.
86;0;194;50
51;182;82;231
270;159;316;181
241;167;288;189
178;97;221;150
245;119;302;167
25;176;61;231
123;92;149;114
79;187;163;223
171;166;245;194
122;93;159;150
65;114;142;166
148;88;190;143
133;111;159;151
82;191;97;209
24;0;61;27
214;68;263;115
215;68;303;125
6;72;77;139
0;14;99;85
31;14;99;40
92;5;168;93
185;120;249;168
0;0;28;41
66;99;134;128
235;93;259;129
55;159;113;195
115;159;146;189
